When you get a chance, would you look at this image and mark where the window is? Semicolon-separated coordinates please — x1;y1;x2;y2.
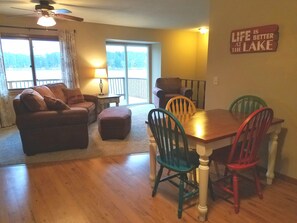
106;43;149;105
1;36;62;90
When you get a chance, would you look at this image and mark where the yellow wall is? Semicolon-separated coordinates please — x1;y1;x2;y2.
0;15;208;97
207;0;297;179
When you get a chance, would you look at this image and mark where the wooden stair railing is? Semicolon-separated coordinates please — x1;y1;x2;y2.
181;79;206;109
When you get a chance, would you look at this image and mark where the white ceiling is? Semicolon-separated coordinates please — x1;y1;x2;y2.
0;0;209;30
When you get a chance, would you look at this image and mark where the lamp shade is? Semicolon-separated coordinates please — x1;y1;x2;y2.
37;16;56;27
94;68;107;78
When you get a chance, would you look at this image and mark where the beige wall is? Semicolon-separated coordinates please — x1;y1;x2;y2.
0;15;208;97
207;0;297;179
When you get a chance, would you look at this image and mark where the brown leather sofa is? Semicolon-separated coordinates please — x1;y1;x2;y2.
13;83;98;155
153;77;193;108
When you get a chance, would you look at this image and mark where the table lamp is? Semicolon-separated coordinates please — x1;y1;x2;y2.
95;68;107;95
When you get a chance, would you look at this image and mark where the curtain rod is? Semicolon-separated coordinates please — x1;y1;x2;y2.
0;25;57;31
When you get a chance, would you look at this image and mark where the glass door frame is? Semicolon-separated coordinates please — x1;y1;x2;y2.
106;41;150;106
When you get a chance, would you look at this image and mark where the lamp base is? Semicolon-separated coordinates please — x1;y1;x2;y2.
98;93;104;96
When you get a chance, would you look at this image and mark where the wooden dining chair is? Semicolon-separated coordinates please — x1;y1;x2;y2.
210;107;273;213
229;95;267;115
165;96;197;176
165;95;196;125
148;108;213;219
166;95;224;179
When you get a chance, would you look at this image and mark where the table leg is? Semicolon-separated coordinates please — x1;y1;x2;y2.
266;127;281;185
98;103;104;113
147;125;157;187
196;144;213;222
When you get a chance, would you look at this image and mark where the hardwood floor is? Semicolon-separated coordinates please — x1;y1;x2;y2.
0;153;296;223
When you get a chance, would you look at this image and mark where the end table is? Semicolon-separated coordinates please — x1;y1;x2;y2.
97;94;120;113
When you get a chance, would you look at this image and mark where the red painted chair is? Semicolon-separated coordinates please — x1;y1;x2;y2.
211;107;273;213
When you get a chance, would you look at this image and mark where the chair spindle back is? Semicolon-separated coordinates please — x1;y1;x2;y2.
228;107;273;167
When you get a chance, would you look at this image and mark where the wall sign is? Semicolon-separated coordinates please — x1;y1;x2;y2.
230;24;279;54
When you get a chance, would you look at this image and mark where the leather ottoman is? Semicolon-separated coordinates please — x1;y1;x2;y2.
98;107;132;140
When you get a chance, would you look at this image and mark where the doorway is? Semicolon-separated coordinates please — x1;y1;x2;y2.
106;43;149;105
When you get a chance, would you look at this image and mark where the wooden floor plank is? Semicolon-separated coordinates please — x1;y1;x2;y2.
0;153;296;223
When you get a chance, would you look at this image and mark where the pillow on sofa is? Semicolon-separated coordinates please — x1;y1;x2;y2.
44;96;70;111
20;89;48;112
33;85;56;98
63;88;85;105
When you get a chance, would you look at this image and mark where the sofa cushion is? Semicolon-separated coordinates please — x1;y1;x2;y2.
20;89;48;112
69;101;95;112
44;96;71;111
33;86;56;98
47;83;67;103
63;88;85;105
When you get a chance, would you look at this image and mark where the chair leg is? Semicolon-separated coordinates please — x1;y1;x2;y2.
152;166;164;197
178;174;186;219
253;167;263;199
232;172;239;214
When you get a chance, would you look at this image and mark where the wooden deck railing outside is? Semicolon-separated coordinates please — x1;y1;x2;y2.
7;79;63;89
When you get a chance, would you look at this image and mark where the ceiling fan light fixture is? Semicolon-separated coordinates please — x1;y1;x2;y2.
37;15;56;27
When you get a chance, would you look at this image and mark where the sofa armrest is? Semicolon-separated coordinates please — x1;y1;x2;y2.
83;94;99;114
180;87;193;98
153;87;165;98
16;108;88;129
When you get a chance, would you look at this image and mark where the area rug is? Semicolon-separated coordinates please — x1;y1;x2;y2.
0;104;155;166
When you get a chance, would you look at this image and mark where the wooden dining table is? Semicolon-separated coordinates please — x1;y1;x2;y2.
147;109;284;222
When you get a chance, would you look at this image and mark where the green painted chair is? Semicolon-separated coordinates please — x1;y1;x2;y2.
148;108;213;219
229;95;267;115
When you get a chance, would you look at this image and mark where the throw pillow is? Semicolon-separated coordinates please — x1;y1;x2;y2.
20;89;48;112
33;85;56;98
62;88;85;105
44;96;71;111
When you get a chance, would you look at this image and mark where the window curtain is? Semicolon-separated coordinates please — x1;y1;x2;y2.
58;30;80;88
0;35;15;128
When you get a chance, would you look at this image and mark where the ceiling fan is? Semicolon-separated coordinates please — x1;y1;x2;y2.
11;0;84;26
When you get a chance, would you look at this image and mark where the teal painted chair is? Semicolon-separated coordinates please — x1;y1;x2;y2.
148;108;213;219
229;95;267;115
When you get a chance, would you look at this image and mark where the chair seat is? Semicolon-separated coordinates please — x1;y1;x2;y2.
156;150;199;172
212;146;260;170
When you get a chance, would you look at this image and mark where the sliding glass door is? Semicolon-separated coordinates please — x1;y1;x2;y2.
106;43;149;105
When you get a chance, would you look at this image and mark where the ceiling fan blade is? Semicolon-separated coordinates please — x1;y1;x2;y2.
11;7;34;12
7;13;36;18
55;14;83;22
1;1;28;3
56;3;117;11
52;9;72;14
30;0;56;4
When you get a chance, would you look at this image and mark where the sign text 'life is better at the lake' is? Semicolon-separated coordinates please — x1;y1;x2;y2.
230;24;279;54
